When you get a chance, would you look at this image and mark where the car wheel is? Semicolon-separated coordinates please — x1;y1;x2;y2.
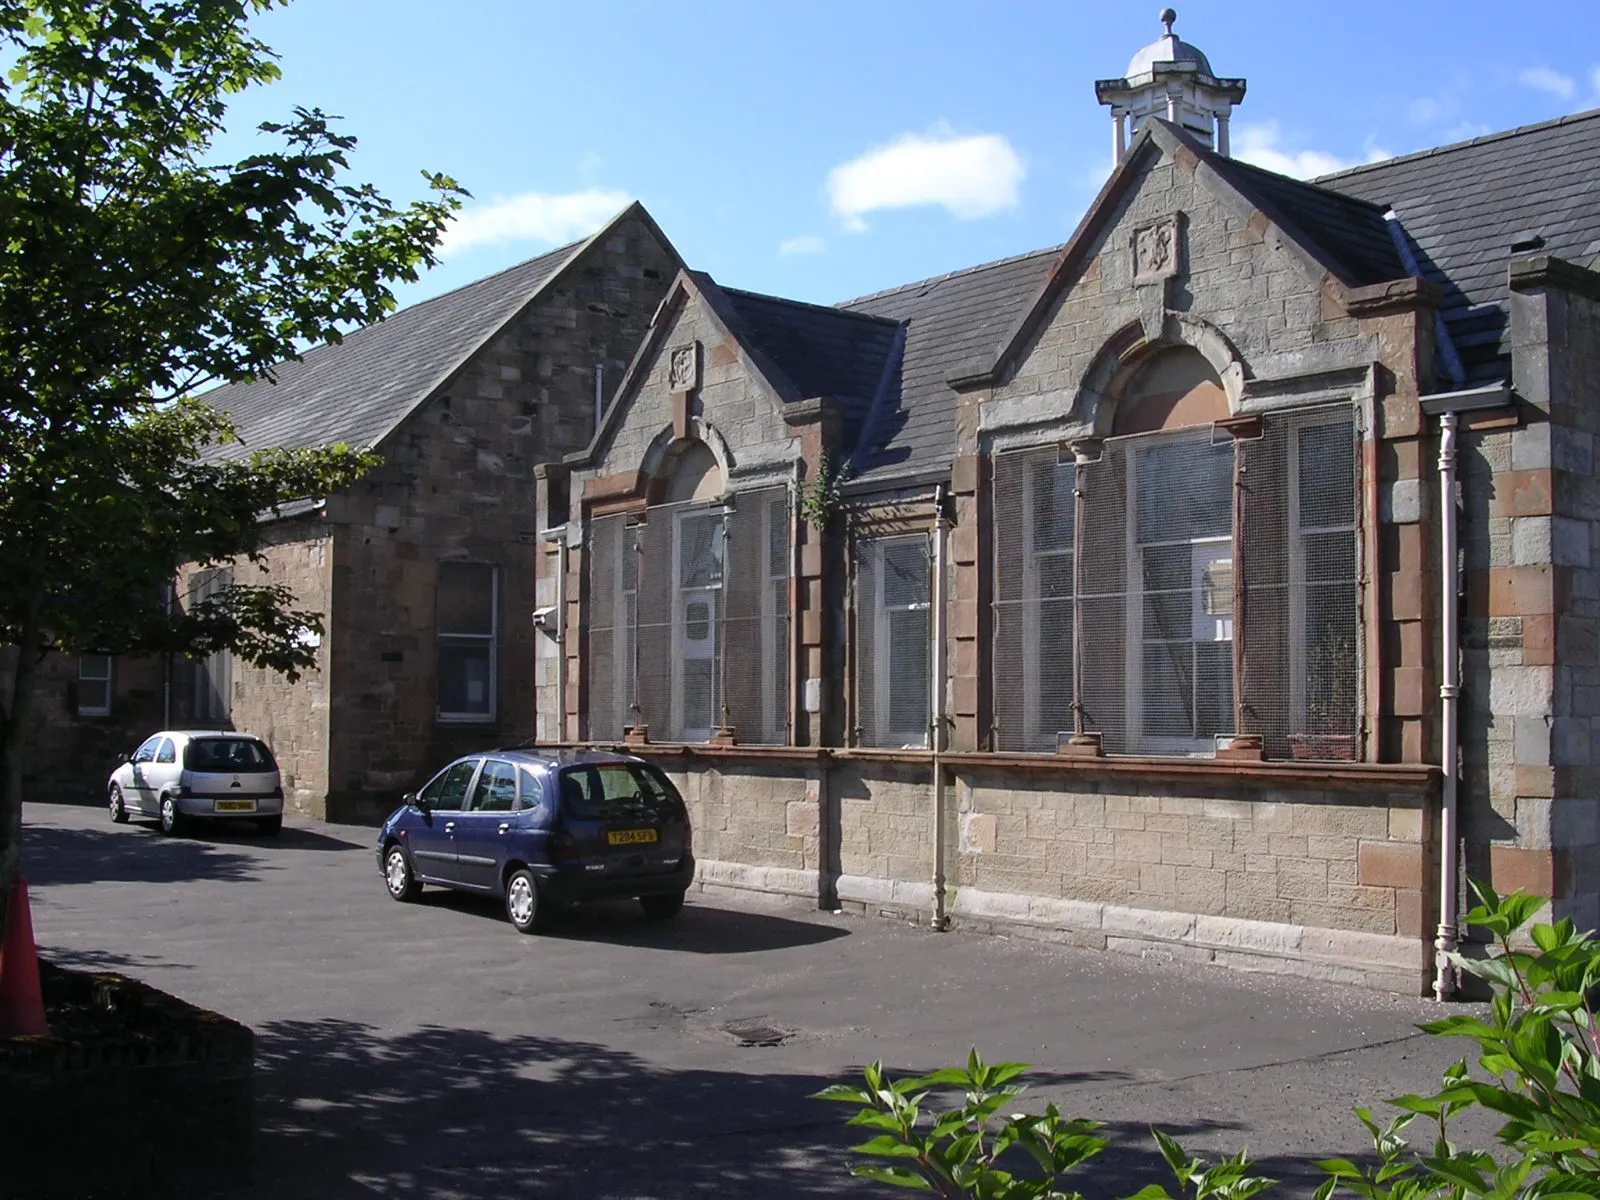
383;845;421;902
258;815;283;837
505;868;542;935
109;785;129;825
639;890;686;920
158;794;186;837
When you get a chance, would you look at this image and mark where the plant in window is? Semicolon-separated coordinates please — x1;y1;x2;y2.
1290;629;1358;761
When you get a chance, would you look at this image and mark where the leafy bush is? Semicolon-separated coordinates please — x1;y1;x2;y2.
815;881;1600;1200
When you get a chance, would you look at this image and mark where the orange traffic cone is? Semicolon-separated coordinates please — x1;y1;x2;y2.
0;875;49;1037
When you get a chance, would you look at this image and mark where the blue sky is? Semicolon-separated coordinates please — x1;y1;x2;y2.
224;0;1600;312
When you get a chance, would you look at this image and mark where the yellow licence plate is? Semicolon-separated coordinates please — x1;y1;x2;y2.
607;828;658;846
215;800;256;813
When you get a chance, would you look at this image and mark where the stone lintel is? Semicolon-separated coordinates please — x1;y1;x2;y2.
1509;255;1600;302
1343;277;1445;316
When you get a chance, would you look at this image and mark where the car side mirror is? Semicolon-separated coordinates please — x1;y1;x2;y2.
404;792;426;812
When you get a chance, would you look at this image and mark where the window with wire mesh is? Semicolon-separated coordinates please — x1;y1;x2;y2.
855;534;932;748
584;488;790;744
989;405;1360;759
1240;410;1360;760
722;488;791;745
993;449;1076;752
437;562;497;720
583;513;635;741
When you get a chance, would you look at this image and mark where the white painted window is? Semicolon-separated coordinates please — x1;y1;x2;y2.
437;562;498;721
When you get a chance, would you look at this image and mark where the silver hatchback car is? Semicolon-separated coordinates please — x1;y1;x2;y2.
107;730;285;836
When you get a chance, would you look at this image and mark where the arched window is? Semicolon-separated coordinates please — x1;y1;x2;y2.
585;441;790;746
991;344;1361;762
1113;347;1228;436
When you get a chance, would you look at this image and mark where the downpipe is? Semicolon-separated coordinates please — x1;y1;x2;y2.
1435;411;1461;1001
931;486;951;931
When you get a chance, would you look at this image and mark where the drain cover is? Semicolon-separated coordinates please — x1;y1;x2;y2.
722;1020;791;1047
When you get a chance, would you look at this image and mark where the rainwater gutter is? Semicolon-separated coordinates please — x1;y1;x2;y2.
1421;380;1512;1000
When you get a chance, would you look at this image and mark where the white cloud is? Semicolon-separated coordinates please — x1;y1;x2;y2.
1441;121;1494;143
778;235;826;256
439;188;630;256
1408;94;1459;125
1520;66;1577;99
826;125;1025;231
1233;122;1389;180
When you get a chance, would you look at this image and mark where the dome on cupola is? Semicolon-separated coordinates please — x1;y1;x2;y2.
1096;9;1247;166
1125;9;1214;78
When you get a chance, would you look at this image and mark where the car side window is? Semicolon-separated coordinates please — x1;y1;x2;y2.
155;739;176;764
516;767;545;813
467;760;517;813
132;737;160;764
421;760;478;812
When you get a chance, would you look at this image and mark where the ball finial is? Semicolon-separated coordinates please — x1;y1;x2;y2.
1160;7;1178;35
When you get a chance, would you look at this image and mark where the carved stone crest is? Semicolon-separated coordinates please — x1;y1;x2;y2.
668;342;700;392
1133;215;1182;284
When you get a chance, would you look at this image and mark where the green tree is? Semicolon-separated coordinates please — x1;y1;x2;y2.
0;0;464;940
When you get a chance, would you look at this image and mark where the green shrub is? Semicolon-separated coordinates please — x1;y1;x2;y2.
814;881;1600;1200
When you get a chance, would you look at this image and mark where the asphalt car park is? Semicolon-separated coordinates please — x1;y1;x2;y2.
26;801;1487;1199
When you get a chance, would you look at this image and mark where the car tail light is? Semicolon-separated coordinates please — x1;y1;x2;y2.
268;786;284;800
550;831;579;864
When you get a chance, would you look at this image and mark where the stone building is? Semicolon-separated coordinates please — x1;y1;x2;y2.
30;203;680;820
33;16;1600;994
542;22;1600;996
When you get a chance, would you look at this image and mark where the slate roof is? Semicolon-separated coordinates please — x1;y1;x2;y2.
1198;149;1405;288
839;246;1063;479
717;286;901;442
1319;108;1600;383
203;238;585;454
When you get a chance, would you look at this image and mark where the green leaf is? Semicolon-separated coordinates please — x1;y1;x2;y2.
851;1135;924;1159
852;1164;936;1190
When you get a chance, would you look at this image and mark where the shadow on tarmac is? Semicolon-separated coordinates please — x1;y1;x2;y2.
414;888;854;955
240;1018;1340;1200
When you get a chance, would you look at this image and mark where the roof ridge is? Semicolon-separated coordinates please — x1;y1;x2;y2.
838;243;1067;308
720;284;901;326
1316;106;1600;184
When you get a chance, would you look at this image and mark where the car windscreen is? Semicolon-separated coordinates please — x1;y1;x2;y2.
184;738;277;773
556;764;681;823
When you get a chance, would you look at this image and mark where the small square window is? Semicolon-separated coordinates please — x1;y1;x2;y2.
77;655;112;717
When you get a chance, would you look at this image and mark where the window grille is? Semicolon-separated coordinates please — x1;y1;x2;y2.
437;561;497;720
722;488;791;745
855;533;932;748
584;487;790;744
1240;411;1361;759
993;449;1076;752
77;655;112;717
583;513;635;741
990;406;1361;759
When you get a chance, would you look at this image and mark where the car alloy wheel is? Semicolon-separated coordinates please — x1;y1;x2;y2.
384;846;420;902
109;785;128;825
159;795;184;837
505;868;541;935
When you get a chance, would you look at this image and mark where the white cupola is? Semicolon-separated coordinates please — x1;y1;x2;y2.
1096;9;1247;167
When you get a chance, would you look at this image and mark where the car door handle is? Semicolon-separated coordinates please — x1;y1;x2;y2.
444;821;456;833
498;823;510;834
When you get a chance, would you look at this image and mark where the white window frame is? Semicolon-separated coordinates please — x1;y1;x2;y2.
1287;413;1360;735
437;562;499;723
1124;434;1235;756
77;655;113;717
669;505;724;743
864;534;933;750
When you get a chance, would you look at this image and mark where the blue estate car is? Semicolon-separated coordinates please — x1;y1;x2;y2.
377;750;695;933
